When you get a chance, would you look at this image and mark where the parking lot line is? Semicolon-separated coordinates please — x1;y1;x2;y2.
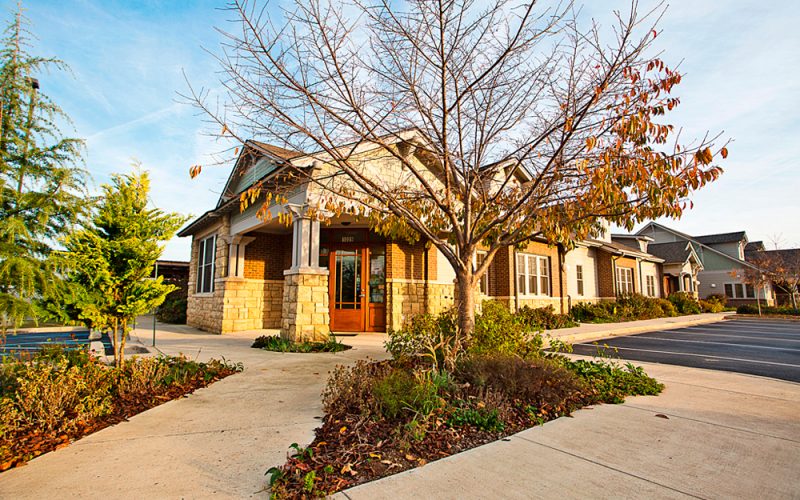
618;336;800;351
657;330;800;343
575;344;800;369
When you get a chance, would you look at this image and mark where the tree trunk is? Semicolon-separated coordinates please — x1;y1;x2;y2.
455;269;477;340
119;322;128;368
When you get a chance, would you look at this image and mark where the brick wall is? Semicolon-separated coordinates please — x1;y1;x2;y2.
596;250;615;298
187;217;230;333
244;233;292;280
387;241;435;280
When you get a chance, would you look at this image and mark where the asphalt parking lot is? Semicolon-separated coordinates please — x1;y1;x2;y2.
571;318;800;383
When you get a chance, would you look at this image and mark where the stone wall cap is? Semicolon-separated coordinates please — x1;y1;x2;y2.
284;267;329;276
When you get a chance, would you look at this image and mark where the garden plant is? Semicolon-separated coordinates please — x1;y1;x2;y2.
266;303;663;498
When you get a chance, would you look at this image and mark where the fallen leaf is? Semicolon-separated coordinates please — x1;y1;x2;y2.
655;414;669;419
404;454;415;461
339;426;347;434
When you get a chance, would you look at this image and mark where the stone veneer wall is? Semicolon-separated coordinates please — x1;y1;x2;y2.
187;217;230;333
386;280;455;331
281;271;330;341
217;278;284;332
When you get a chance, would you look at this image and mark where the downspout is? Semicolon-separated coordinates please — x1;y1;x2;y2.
611;255;620;297
637;258;643;295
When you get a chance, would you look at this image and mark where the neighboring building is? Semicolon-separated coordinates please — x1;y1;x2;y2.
745;247;800;306
636;222;774;305
178;134;670;337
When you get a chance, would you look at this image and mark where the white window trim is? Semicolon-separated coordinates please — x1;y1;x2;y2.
576;264;584;296
517;253;551;297
724;281;756;299
646;275;656;297
196;234;217;295
616;267;634;295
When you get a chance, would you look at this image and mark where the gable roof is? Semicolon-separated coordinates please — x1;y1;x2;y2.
693;231;747;245
586;238;664;263
636;221;759;270
249;140;304;161
647;241;700;266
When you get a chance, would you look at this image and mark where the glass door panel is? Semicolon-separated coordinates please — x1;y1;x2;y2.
335;250;361;310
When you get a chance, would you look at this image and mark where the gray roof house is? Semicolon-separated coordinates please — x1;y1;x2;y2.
636;222;774;305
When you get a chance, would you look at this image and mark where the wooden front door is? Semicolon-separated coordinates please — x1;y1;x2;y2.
328;245;386;332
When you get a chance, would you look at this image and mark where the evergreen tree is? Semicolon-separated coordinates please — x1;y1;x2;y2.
61;170;186;367
0;8;86;333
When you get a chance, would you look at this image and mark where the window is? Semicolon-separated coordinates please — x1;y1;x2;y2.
517;254;550;296
576;265;584;296
196;235;216;294
646;275;656;297
476;251;490;295
724;282;756;299
616;267;634;295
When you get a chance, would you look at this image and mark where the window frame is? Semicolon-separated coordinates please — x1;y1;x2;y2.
516;253;550;297
576;264;584;296
724;281;756;299
616;267;634;295
646;275;656;297
196;234;216;294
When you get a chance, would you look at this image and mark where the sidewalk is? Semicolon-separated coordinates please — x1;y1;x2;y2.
0;322;390;499
545;312;730;346
337;358;800;499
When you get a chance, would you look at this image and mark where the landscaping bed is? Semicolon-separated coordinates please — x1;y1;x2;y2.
0;346;242;471
252;334;352;353
736;304;800;317
266;304;663;498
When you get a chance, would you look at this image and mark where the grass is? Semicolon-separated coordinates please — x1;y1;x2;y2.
251;334;351;353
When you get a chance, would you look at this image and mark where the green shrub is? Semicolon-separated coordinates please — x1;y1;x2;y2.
668;292;701;314
736;304;800;316
655;298;678;317
516;305;577;330
471;301;542;357
557;357;664;404
252;334;350;353
699;299;724;313
372;369;444;420
456;354;584;408
385;310;461;370
706;294;727;307
569;302;615;323
157;293;187;324
447;405;505;433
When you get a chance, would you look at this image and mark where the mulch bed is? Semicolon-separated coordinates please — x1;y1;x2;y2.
270;398;583;497
0;368;238;472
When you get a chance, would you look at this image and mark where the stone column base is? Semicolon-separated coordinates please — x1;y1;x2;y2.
281;269;330;342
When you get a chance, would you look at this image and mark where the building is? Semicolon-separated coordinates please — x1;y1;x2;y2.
179;135;669;338
636;222;774;305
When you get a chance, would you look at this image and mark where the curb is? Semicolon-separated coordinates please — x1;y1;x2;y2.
545;314;728;347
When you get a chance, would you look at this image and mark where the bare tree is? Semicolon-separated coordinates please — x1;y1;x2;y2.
750;250;800;311
185;0;725;337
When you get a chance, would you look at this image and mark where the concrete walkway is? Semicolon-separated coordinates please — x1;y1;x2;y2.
545;312;730;346
337;358;800;499
0;322;389;499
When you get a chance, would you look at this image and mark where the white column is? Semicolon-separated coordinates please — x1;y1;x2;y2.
288;204;322;272
678;273;685;292
226;235;254;278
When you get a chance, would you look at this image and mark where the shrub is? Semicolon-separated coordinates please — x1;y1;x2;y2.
668;292;701;314
372;369;445;420
558;357;664;404
322;360;389;418
252;334;350;353
516;305;577;330
471;301;542;357
706;294;727;307
157;293;187;324
699;299;724;313
385;310;462;370
736;304;800;316
447;405;505;433
456;354;584;408
615;293;663;320
569;302;615;323
655;298;678;317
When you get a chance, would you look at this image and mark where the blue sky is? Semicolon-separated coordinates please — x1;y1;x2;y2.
15;0;800;259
